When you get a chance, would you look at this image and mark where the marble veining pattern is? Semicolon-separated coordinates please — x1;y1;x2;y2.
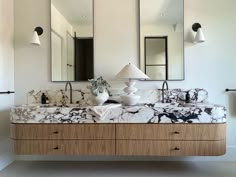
27;88;208;106
11;103;226;124
160;88;208;103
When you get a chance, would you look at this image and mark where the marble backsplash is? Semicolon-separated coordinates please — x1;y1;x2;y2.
27;88;208;106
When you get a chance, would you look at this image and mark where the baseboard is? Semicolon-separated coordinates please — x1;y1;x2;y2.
16;146;236;162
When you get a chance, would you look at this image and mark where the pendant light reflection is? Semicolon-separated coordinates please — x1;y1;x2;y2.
31;27;43;45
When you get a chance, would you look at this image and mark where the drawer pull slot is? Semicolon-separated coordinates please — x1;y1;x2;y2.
53;147;59;150
174;147;180;151
53;131;59;134
173;131;180;134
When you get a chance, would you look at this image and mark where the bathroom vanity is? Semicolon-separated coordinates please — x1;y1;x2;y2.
11;123;226;156
10;90;226;156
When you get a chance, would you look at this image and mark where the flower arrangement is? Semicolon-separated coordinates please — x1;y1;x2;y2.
87;76;110;96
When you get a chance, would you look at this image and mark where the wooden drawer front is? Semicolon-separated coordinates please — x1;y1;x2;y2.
116;124;226;140
14;140;115;155
116;140;226;156
11;124;115;140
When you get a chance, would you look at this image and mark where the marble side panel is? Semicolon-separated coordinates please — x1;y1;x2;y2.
27;88;208;106
11;103;226;124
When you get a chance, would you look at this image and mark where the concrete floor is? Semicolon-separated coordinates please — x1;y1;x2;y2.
0;161;236;177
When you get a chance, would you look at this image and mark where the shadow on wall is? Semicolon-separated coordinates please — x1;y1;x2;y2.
0;109;11;136
184;30;195;47
228;93;236;117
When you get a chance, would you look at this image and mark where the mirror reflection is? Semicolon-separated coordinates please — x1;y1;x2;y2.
140;0;184;80
51;0;94;81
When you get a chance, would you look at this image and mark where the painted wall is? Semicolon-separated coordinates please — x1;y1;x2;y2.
0;0;15;170
14;0;236;161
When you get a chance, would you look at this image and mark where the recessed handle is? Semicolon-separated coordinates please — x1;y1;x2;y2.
53;131;59;134
173;131;180;134
53;147;59;150
174;147;180;151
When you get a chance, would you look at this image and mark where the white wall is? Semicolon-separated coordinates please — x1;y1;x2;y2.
0;0;15;170
94;0;138;79
14;0;236;161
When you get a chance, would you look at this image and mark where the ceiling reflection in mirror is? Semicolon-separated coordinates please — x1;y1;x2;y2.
51;0;93;81
139;0;184;80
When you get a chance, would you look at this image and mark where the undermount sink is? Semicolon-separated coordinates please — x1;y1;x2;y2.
63;104;80;107
181;103;213;108
151;102;212;108
39;104;81;108
153;102;179;108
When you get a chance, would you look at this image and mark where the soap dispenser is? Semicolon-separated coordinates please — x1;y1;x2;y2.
41;93;47;104
185;91;191;103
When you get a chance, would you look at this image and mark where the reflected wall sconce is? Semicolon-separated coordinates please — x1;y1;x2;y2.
173;23;181;32
192;23;205;43
31;26;43;45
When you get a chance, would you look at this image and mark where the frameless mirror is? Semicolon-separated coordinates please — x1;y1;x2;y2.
139;0;184;80
51;0;94;81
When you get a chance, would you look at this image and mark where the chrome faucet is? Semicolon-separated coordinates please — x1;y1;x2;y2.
65;81;73;104
161;80;169;103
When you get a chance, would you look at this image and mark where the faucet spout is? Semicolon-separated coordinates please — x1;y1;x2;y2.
65;81;73;104
161;80;169;103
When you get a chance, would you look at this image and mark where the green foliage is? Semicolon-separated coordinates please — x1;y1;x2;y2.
87;76;111;96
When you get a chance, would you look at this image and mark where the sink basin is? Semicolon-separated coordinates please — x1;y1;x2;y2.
39;104;81;108
182;103;213;108
62;104;79;107
151;102;211;108
153;102;179;108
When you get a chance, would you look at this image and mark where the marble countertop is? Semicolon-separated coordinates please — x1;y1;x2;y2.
10;103;226;124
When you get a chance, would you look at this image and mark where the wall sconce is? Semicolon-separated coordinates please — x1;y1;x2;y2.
31;26;43;45
192;23;205;43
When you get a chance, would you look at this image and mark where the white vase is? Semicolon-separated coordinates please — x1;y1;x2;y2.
91;92;109;106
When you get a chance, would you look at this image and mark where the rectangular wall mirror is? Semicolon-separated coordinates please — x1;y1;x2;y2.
139;0;184;80
51;0;94;81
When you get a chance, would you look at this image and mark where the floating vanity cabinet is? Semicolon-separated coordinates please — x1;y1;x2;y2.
116;124;226;156
11;124;116;155
11;123;226;156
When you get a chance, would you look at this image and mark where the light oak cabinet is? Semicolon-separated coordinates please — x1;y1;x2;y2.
11;123;226;156
14;140;115;155
116;140;226;156
11;124;116;155
11;124;115;140
116;124;226;156
116;124;226;140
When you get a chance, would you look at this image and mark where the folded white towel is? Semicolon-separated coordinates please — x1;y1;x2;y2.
91;104;122;120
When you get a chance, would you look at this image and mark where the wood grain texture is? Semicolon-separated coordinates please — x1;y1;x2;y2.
116;124;226;140
11;123;226;156
14;140;115;155
11;124;115;140
116;140;226;156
